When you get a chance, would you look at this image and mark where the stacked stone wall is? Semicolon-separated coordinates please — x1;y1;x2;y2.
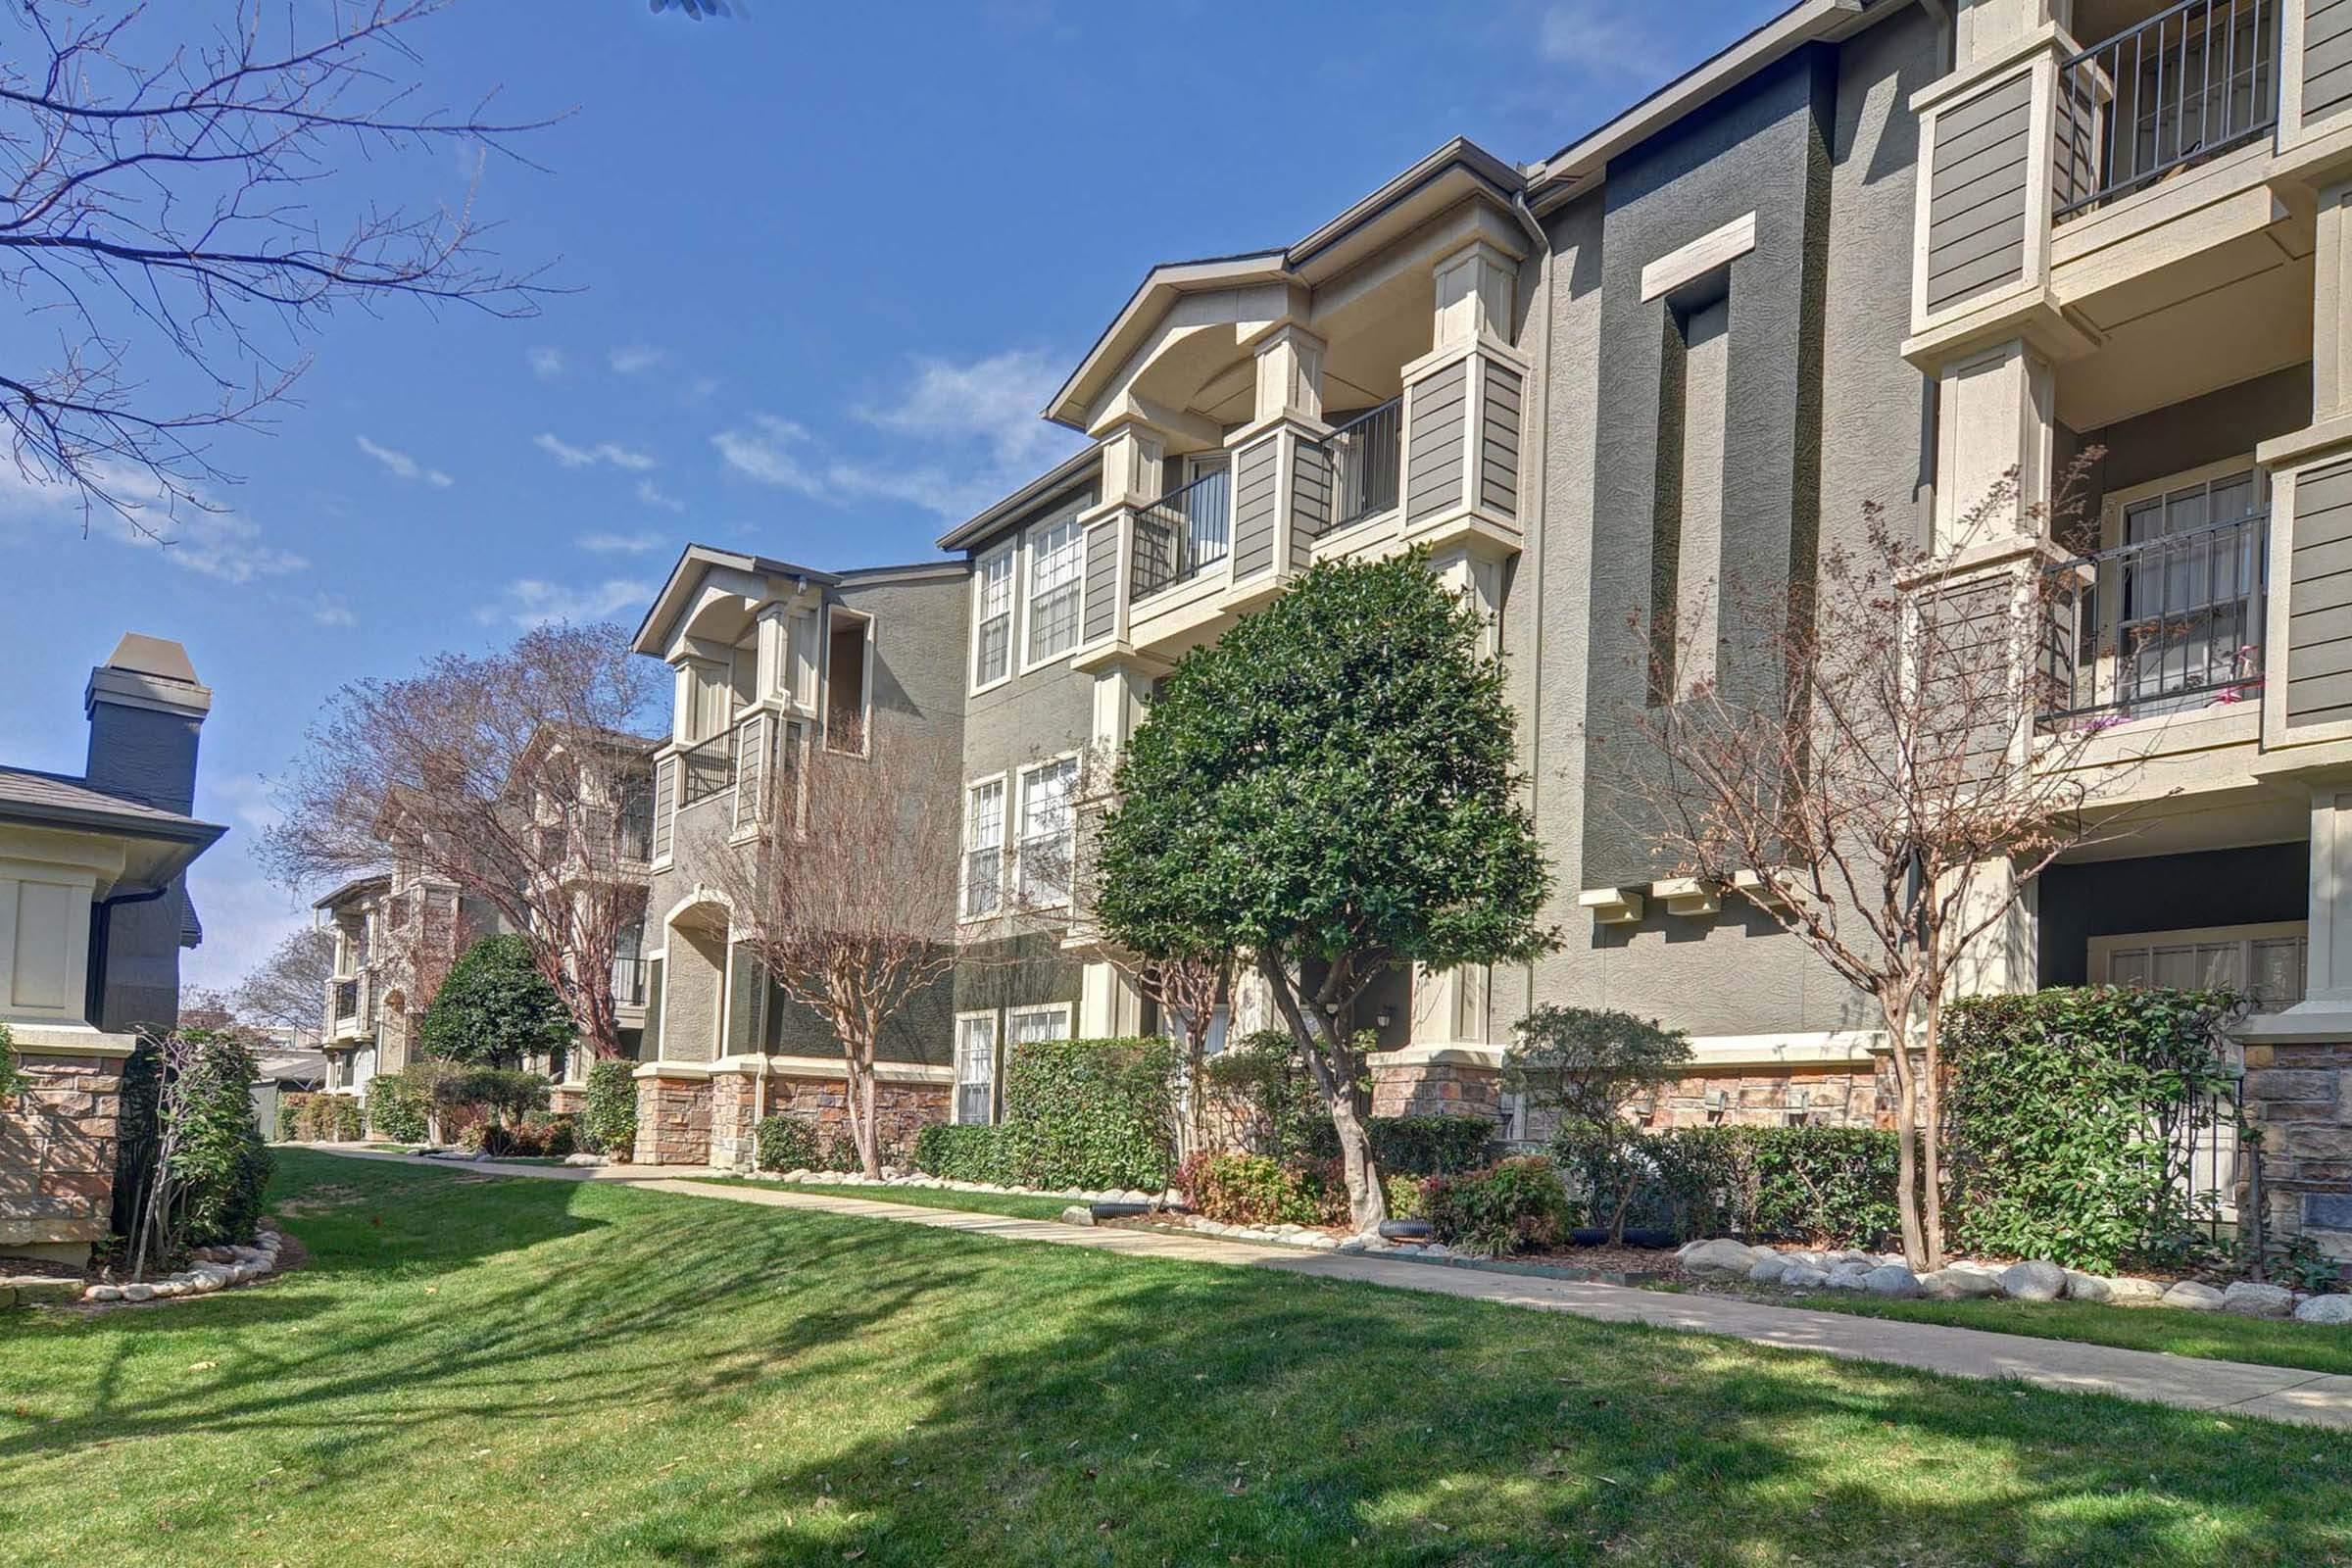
0;1048;123;1263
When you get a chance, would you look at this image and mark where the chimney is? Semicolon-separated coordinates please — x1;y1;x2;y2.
83;632;211;814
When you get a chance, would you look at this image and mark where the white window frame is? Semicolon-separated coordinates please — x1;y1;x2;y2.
971;543;1016;694
1008;1002;1074;1046
958;772;1007;923
1014;753;1080;912
954;1010;999;1125
2088;920;2308;1012
1021;506;1087;672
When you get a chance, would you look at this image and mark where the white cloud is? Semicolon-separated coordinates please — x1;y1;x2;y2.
308;593;358;627
1538;0;1672;77
609;344;666;375
0;461;308;583
355;434;454;488
711;415;828;497
578;529;665;554
534;433;659;471
856;349;1071;471
477;577;655;629
527;345;566;380
634;477;687;514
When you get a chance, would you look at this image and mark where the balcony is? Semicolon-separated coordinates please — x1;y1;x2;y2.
2054;0;2280;225
2040;507;2269;726
1310;397;1402;539
1131;467;1232;602
677;729;734;808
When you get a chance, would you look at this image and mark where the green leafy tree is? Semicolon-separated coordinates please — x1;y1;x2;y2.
1507;1005;1690;1242
417;934;574;1070
1096;552;1554;1231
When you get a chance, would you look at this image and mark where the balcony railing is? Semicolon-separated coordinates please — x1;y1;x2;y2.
611;956;649;1007
332;978;359;1022
1312;397;1401;538
1132;467;1232;602
678;728;735;807
2054;0;2278;222
2040;510;2268;725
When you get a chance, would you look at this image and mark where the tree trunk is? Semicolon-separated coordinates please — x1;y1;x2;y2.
1920;1004;1947;1271
1881;992;1928;1269
846;1051;882;1178
1258;952;1387;1233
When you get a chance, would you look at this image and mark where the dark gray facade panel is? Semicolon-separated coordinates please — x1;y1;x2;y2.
1082;519;1119;643
1232;437;1280;577
1481;359;1524;517
2078;365;2307;513
1291;440;1331;568
2036;843;2307;986
1406;360;1469;524
1925;75;2030;312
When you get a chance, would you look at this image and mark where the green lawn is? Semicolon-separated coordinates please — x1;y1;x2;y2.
688;1175;1082;1221
1783;1291;2352;1377
4;1152;2349;1566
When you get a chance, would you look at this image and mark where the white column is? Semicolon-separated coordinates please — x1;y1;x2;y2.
1427;545;1506;657
1079;960;1143;1039
1945;859;2039;999
1433;239;1517;349
1090;661;1153;753
1097;419;1165;510
1251;323;1325;426
1933;339;2056;553
1409;962;1490;1048
1954;0;2069;71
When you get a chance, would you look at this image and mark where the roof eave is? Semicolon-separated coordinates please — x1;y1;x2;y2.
935;445;1105;553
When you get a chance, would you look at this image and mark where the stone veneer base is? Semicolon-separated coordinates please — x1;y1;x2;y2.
0;1045;126;1263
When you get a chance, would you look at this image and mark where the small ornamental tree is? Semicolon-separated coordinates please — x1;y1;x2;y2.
1096;552;1555;1232
1505;1005;1691;1243
417;934;574;1070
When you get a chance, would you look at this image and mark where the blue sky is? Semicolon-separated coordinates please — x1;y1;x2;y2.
0;0;1782;991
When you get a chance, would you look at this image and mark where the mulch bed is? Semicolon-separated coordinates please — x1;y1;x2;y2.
0;1254;87;1282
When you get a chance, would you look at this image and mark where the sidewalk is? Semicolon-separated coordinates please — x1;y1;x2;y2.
307;1145;2352;1432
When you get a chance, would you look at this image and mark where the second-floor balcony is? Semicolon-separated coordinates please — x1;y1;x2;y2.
678;729;735;808
2040;506;2269;727
332;977;359;1022
1132;467;1232;602
1314;397;1403;538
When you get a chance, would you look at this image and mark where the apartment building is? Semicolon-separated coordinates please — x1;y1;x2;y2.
617;0;2352;1254
315;727;658;1102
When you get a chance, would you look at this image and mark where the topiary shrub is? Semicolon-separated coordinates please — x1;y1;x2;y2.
367;1068;432;1143
1421;1155;1576;1256
1943;986;2246;1272
757;1114;821;1172
1001;1036;1177;1191
1176;1152;1345;1227
582;1059;638;1159
417;933;573;1068
1368;1114;1494;1176
914;1123;1007;1184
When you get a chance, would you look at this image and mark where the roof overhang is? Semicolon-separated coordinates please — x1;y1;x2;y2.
1044;137;1529;433
1525;0;1884;215
630;544;844;658
312;872;391;912
935;445;1103;553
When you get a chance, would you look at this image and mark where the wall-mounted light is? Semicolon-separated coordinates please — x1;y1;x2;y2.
1374;1006;1395;1029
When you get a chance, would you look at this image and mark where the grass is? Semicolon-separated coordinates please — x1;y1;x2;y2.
1;1152;2347;1566
687;1175;1082;1221
1783;1291;2352;1377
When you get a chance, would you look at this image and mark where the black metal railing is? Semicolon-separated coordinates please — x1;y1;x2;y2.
2055;0;2278;221
611;956;649;1007
2168;1070;2256;1257
332;978;359;1022
2039;511;2267;725
1312;396;1401;537
678;728;735;807
1131;467;1232;602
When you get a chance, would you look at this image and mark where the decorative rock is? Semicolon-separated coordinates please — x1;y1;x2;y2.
563;1153;605;1167
1824;1264;1873;1292
85;1284;123;1302
1999;1260;2067;1301
1681;1238;1765;1282
8;1277;82;1305
2103;1277;2167;1306
1748;1255;1792;1286
2162;1280;2226;1311
2294;1294;2352;1325
2063;1271;2114;1303
2221;1281;2297;1319
1057;1204;1096;1227
1862;1264;1923;1298
1919;1268;2001;1300
121;1283;155;1302
1781;1264;1830;1289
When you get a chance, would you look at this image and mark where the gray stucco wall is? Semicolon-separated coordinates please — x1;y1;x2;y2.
1514;12;1935;1041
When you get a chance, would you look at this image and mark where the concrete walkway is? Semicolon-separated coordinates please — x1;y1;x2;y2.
306;1146;2352;1433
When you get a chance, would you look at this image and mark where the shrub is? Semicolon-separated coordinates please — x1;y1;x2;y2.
0;1020;24;1102
1506;1005;1690;1241
1001;1036;1176;1191
1944;986;2245;1272
757;1114;821;1172
914;1123;1008;1184
283;1092;365;1143
367;1068;432;1143
432;1066;552;1127
466;1121;517;1157
1368;1114;1494;1175
1201;1030;1341;1162
416;933;574;1068
169;1031;274;1250
1549;1124;1903;1248
1422;1155;1576;1256
1177;1152;1345;1227
274;1091;306;1144
540;1115;578;1159
817;1131;863;1172
1383;1172;1427;1220
582;1059;638;1159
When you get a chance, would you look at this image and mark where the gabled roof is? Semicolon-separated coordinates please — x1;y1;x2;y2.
631;543;844;657
312;872;391;912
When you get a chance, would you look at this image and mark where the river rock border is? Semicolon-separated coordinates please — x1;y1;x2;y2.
1679;1237;2352;1325
76;1229;285;1305
754;1166;1186;1208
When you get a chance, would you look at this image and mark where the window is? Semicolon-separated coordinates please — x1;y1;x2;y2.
2091;922;2307;1012
1010;1004;1072;1046
826;610;870;756
1016;757;1078;909
1026;515;1084;664
961;777;1005;919
973;546;1013;688
2111;467;2265;711
956;1013;998;1125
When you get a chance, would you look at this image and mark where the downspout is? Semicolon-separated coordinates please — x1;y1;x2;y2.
84;880;173;1030
1510;185;1556;1032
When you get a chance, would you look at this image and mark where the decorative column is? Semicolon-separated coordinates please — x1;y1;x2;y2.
1227;323;1332;598
1397;237;1532;562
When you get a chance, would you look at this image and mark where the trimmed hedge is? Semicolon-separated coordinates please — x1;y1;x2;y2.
913;1124;1009;1185
756;1114;820;1173
1177;1152;1345;1227
1551;1124;1904;1249
1944;986;2243;1272
281;1091;365;1143
1000;1036;1177;1191
1368;1114;1494;1175
1422;1155;1577;1256
582;1059;638;1159
366;1068;432;1143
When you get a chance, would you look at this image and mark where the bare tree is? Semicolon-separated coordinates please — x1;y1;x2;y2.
1;0;555;540
1605;472;2159;1268
710;734;960;1178
261;622;660;1063
228;927;336;1033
